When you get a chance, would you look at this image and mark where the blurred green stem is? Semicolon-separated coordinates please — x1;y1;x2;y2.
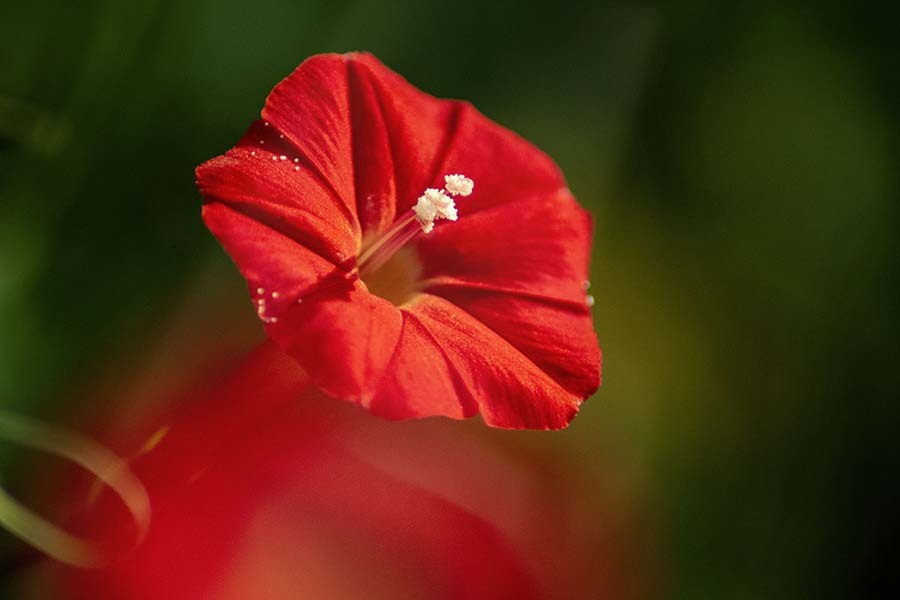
0;410;149;568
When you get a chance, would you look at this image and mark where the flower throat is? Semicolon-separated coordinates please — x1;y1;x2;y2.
357;174;474;305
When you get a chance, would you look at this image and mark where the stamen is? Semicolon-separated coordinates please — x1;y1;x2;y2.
361;225;420;275
444;174;474;197
358;173;474;277
413;188;457;233
357;212;417;270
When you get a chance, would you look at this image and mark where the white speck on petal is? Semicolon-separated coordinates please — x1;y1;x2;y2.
586;295;595;307
444;174;474;196
257;287;264;295
271;291;279;299
279;155;287;161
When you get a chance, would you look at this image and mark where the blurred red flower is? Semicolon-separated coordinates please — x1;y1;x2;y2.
63;391;536;598
43;342;638;600
196;53;601;429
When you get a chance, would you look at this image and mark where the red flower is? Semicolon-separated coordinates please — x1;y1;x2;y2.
50;355;634;600
196;53;600;429
59;388;543;599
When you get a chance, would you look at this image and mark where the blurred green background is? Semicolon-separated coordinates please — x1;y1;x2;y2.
1;1;897;597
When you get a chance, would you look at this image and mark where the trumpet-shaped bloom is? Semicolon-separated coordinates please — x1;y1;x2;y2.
196;53;601;429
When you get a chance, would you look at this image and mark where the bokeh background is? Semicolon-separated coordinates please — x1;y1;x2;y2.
1;1;898;598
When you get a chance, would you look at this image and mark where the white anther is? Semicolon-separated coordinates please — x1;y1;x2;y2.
443;174;474;197
414;187;459;234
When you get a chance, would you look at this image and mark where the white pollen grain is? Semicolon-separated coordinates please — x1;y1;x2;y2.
257;287;264;295
279;155;287;160
251;151;256;156
293;158;299;163
271;292;280;299
294;166;300;171
586;295;595;307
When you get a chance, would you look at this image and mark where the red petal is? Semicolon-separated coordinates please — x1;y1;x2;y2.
198;144;358;263
414;189;600;402
201;202;347;306
349;54;462;219
346;54;567;228
416;189;592;302
431;288;601;399
266;280;402;404
388;295;583;430
252;53;462;237
260;54;358;224
428;101;567;216
368;311;477;421
347;58;398;235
